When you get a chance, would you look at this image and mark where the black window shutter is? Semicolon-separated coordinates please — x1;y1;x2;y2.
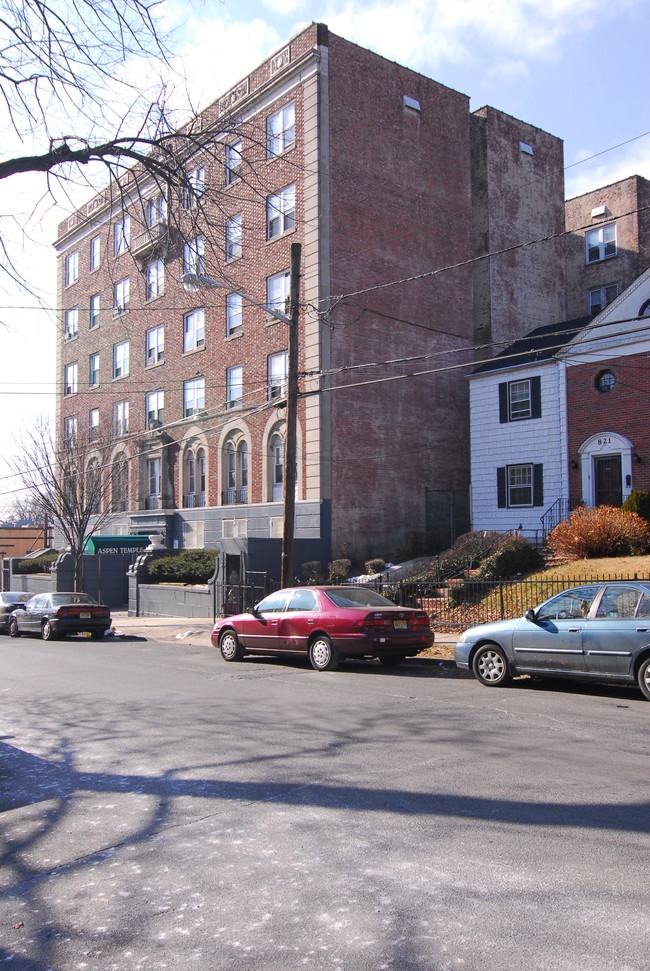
499;383;509;423
497;467;507;508
533;464;544;506
531;376;542;419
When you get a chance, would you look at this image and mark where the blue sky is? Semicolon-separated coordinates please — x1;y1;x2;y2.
0;0;649;514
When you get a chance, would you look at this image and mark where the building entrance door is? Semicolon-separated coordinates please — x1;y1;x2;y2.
594;455;622;507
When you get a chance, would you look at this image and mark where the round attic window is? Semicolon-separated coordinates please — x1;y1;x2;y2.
640;299;650;317
595;369;615;393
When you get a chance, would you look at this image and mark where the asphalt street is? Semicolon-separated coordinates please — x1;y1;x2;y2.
1;633;649;970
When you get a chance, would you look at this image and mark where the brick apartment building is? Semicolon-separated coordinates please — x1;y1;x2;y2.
54;22;570;576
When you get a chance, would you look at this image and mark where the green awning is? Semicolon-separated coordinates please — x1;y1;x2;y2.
84;535;152;555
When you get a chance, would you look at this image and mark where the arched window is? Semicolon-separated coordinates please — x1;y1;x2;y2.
86;459;102;515
222;434;249;505
183;445;207;508
197;449;206;504
111;455;129;512
640;299;650;317
271;431;284;501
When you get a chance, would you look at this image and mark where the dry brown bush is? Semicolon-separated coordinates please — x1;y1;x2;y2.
547;505;650;559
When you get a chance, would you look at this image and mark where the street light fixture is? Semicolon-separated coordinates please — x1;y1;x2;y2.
180;240;301;588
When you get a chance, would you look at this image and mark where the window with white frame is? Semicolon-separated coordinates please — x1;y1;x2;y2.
268;351;288;400
586;224;617;264
223;436;248;505
148;457;162;499
184;376;205;417
113;340;130;379
270;430;284;501
87;459;101;513
588;283;618;316
146;193;167;227
225;140;242;184
113;277;130;314
183;236;205;276
65;307;78;339
183;165;205;208
267;184;295;239
146;324;164;365
145;259;164;300
65;251;78;286
507;464;533;507
89;408;99;441
225;214;242;261
111;454;129;511
146;389;164;427
89;236;100;271
226;365;243;409
183;308;205;352
113;400;129;437
64;362;78;396
114;215;130;256
508;380;532;420
89;293;100;329
266;269;290;317
89;352;99;387
226;293;242;336
64;415;77;448
499;377;541;423
267;102;295;159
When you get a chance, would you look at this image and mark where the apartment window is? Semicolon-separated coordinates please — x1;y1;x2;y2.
64;416;77;448
497;464;543;508
113;400;129;437
111;454;129;511
267;184;295;239
586;224;617;264
146;389;165;427
223;437;248;505
267;102;295;159
113;340;130;379
90;236;100;271
145;259;164;300
87;459;101;513
146;324;165;366
89;408;99;441
65;251;78;286
89;294;100;329
183;236;205;276
114;215;131;256
498;377;541;423
267;269;290;316
146;193;167;227
64;362;78;396
270;431;284;501
89;352;99;387
226;293;242;336
183;165;205;208
65;307;78;340
225;140;242;184
268;351;288;400
226;214;242;261
588;284;618;316
226;365;243;409
184;377;205;417
148;457;162;502
113;277;130;315
183;308;205;352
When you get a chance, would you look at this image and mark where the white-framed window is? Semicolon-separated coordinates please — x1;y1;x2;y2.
89;236;100;271
113;277;130;315
183;308;205;352
146;389;165;427
183;236;205;276
64;415;77;448
183;165;205;209
65;251;79;286
507;464;533;507
225;214;242;261
89;293;100;329
226;365;243;409
114;215;130;256
267;102;295;159
89;408;99;442
226;293;242;336
223;436;248;505
148;457;162;499
499;376;541;423
86;458;102;513
146;324;164;366
64;362;78;396
184;376;205;417
145;259;164;300
111;453;129;511
508;380;531;421
586;223;617;264
89;352;99;387
270;430;284;501
146;193;167;227
225;140;242;184
113;340;130;379
113;400;129;437
268;351;288;400
588;283;618;316
266;269;290;316
267;184;295;239
65;307;78;339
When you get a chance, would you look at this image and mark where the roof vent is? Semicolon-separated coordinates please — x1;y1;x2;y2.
519;141;534;156
591;205;607;218
403;95;421;112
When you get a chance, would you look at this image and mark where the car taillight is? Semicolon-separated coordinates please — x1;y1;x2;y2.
408;613;431;630
354;613;392;630
56;606;109;618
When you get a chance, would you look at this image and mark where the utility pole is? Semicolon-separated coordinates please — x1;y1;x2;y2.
281;242;301;588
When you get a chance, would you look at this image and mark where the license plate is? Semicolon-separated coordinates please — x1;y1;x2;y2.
393;619;407;630
80;612;91;619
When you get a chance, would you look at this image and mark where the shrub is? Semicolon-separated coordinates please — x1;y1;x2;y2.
547;505;650;559
622;489;650;524
476;536;544;580
301;560;324;583
365;557;386;575
15;551;59;574
147;549;218;584
328;558;351;582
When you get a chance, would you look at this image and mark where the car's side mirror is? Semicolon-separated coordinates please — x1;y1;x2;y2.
251;604;260;617
525;608;537;623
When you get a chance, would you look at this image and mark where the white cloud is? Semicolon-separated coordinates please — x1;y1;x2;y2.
565;134;650;198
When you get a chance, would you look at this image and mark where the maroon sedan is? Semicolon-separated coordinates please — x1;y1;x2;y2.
211;586;434;670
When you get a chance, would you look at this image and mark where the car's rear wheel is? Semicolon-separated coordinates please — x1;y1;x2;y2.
8;615;19;638
379;654;405;667
472;643;510;687
219;629;244;662
637;657;650;701
41;620;57;641
309;635;339;671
